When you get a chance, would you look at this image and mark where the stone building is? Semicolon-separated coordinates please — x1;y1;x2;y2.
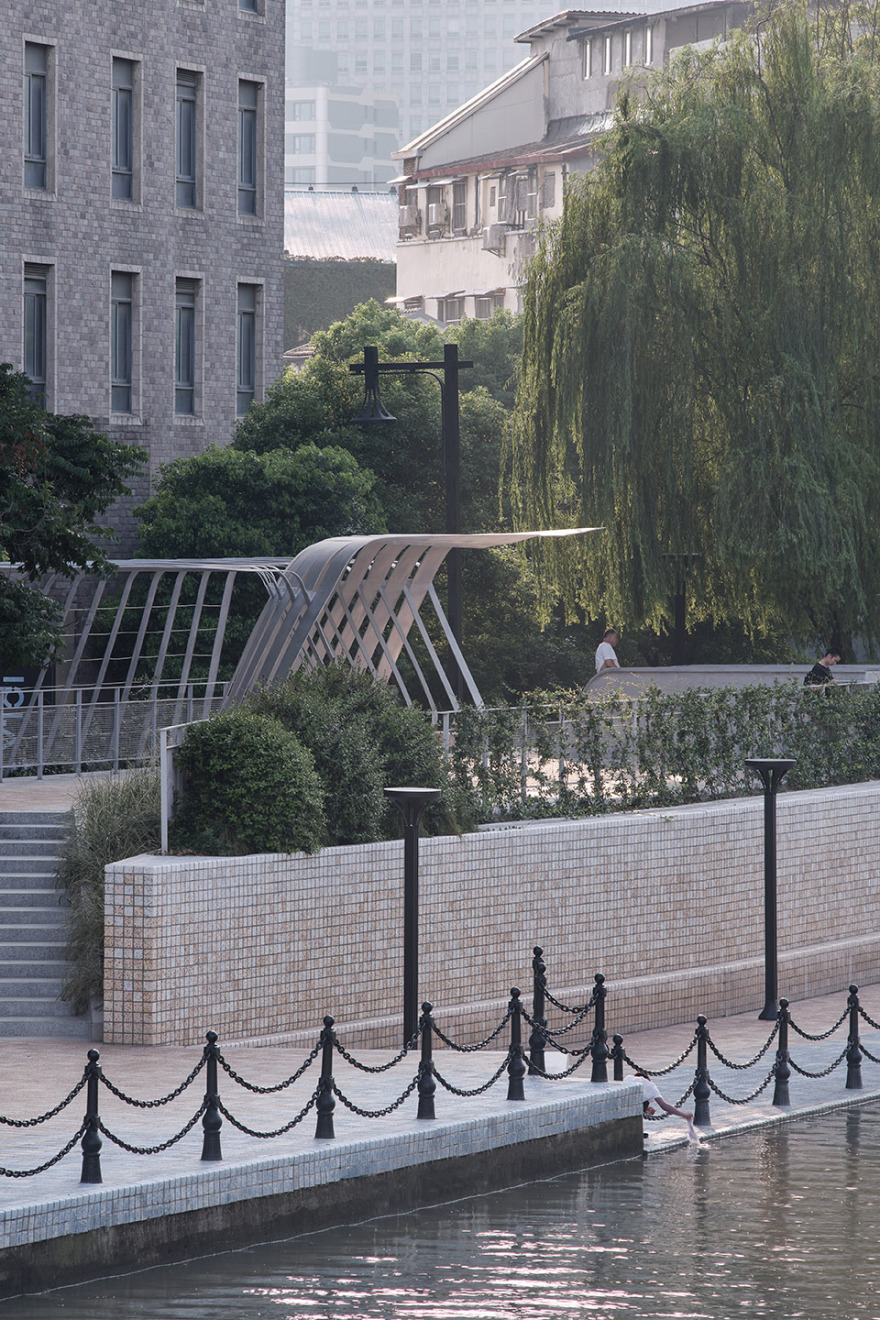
1;0;285;548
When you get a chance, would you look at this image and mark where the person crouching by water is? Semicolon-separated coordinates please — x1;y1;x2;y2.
803;648;842;686
635;1070;702;1140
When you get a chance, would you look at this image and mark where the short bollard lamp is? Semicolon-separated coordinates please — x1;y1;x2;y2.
384;786;442;1046
745;757;795;1021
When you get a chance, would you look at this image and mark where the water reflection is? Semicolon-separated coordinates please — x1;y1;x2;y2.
3;1103;880;1320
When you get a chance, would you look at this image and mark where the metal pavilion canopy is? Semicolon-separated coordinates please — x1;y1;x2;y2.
0;529;598;774
225;530;600;711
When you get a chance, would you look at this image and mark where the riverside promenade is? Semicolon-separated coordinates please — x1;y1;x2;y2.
0;984;878;1299
1;774;879;1298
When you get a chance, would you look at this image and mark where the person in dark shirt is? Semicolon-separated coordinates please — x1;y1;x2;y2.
804;649;842;685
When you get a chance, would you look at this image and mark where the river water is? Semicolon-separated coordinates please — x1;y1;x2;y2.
4;1103;879;1320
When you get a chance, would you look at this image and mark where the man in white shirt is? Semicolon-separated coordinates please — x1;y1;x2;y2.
595;628;620;673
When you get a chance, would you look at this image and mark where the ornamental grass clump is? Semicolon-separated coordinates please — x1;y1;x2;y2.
58;769;161;1014
171;707;325;856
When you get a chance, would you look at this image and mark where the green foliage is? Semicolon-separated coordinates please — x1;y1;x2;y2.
512;4;880;650
250;665;468;842
284;261;397;348
58;771;161;1014
449;310;523;410
137;443;385;559
172;708;326;855
0;363;146;667
448;681;880;821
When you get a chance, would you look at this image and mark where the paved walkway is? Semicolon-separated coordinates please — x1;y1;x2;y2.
0;771;115;814
0;982;877;1213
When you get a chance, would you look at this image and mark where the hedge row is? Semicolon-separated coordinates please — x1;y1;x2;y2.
447;682;880;819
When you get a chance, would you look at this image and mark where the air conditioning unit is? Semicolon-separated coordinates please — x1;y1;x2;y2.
427;201;448;228
482;224;507;252
398;204;419;229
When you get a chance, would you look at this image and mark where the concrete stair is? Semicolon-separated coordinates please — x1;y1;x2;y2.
0;810;95;1038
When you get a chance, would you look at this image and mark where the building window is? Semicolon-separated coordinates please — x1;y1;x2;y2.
624;30;633;67
285;166;316;184
176;70;199;209
24;44;49;190
175;278;198;415
23;265;49;406
542;170;557;211
287;134;315;154
237;284;258;416
603;35;613;75
239;0;260;11
111;271;134;414
645;25;654;65
238;80;259;216
288;100;315;121
440;297;463;325
452;180;467;233
475;293;502;319
112;58;135;201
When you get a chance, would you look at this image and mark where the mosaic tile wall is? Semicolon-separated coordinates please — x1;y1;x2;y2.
104;782;880;1046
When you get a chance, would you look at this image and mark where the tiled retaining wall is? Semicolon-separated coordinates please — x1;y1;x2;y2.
104;782;880;1046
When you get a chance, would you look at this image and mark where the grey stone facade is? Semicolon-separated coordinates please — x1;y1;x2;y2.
1;1;285;552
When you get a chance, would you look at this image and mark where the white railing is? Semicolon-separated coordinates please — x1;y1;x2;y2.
0;683;228;781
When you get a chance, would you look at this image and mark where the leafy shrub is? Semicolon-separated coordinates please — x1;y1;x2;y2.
172;708;325;855
251;665;470;841
58;770;161;1014
447;682;880;821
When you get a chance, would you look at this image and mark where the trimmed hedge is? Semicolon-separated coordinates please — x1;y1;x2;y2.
448;681;880;820
171;708;325;855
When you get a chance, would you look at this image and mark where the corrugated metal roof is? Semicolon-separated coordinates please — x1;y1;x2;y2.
284;190;398;262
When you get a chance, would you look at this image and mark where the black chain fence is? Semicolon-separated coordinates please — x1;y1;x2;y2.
1;954;878;1182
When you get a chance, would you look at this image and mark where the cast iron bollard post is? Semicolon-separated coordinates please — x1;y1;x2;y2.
772;998;791;1108
693;1016;712;1129
80;1049;103;1184
590;973;609;1084
417;1001;436;1120
846;985;863;1091
528;945;547;1077
384;786;442;1047
610;1034;625;1082
315;1015;337;1139
745;757;796;1020
507;988;526;1101
201;1031;223;1161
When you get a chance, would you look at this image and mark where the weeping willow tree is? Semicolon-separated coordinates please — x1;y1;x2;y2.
511;1;880;649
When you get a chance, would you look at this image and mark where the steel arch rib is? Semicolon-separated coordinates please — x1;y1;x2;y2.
225;530;600;712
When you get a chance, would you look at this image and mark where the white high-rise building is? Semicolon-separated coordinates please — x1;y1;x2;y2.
285;0;562;190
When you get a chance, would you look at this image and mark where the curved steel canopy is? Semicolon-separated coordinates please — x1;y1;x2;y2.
224;530;601;711
0;528;600;721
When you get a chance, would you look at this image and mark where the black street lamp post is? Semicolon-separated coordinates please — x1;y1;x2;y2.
351;344;473;694
745;757;796;1020
384;786;441;1046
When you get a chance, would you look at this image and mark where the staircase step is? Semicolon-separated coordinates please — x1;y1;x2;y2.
0;875;61;896
0;1016;93;1039
0;823;68;839
0;857;65;876
0;889;64;909
0;810;71;826
0;920;69;940
0;839;66;860
0;996;76;1018
0;959;68;978
0;977;66;999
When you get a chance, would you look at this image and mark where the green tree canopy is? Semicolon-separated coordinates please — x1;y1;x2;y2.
511;2;880;651
0;363;146;666
136;443;385;558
